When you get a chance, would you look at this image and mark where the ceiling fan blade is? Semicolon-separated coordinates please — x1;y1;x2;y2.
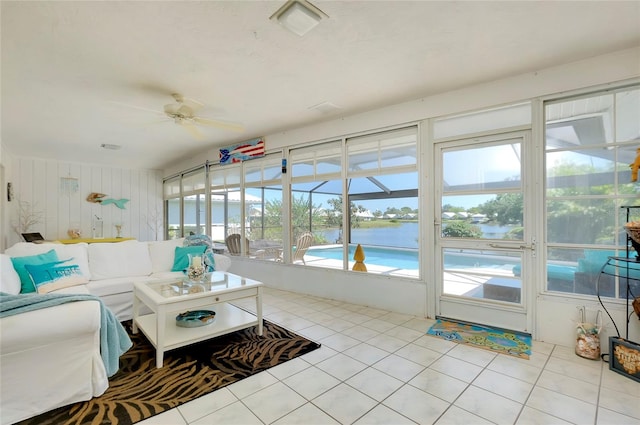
177;104;194;117
181;96;204;113
164;103;180;115
180;121;204;140
109;101;164;115
193;116;244;132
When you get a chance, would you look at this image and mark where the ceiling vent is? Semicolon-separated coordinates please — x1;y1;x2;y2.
308;101;341;114
270;0;328;36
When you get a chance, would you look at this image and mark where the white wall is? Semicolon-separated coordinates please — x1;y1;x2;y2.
4;157;163;246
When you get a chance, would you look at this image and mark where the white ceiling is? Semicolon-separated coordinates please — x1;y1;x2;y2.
2;1;639;170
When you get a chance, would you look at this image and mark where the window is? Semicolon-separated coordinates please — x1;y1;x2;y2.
182;168;206;236
290;141;343;266
163;167;207;239
545;86;640;298
344;127;419;277
164;176;181;240
243;155;283;260
286;127;419;276
209;164;242;242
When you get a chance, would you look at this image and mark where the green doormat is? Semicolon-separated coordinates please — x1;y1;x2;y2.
427;317;531;359
17;320;320;425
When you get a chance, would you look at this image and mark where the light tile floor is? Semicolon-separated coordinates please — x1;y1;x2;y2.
139;288;639;425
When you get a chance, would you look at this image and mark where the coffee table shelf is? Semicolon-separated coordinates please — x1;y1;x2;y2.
135;302;258;352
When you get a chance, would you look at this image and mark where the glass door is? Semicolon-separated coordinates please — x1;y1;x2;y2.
435;131;534;332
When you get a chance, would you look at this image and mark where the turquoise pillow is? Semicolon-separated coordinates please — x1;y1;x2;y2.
171;245;207;272
11;249;59;293
203;248;216;272
24;259;87;294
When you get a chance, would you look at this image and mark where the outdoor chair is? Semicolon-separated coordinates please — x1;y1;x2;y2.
292;232;314;264
225;234;249;256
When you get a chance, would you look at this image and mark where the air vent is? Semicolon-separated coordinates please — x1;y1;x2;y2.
100;144;122;150
308;101;341;114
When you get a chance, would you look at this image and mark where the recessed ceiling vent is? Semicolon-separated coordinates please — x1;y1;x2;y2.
308;101;341;114
270;0;328;36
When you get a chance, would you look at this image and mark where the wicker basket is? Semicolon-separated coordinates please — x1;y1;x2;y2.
624;222;640;245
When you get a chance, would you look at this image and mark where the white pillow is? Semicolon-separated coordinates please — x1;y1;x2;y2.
0;254;21;294
148;238;185;273
4;242;91;280
88;240;152;280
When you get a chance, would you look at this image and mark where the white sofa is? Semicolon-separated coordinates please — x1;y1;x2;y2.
0;238;231;425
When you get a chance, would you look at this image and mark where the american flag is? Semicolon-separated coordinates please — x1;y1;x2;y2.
219;138;265;165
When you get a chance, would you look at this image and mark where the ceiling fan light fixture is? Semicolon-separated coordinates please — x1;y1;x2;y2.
270;0;328;36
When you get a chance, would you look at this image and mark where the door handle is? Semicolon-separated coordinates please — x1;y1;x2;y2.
489;243;533;250
490;239;536;249
489;238;536;256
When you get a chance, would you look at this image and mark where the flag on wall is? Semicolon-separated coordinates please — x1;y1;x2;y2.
219;138;265;165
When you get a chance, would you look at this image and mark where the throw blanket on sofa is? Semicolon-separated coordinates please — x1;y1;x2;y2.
0;292;132;377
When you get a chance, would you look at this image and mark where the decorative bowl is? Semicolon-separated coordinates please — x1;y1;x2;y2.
176;310;216;327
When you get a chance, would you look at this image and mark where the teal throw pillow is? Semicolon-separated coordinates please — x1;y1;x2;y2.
24;259;88;294
203;248;216;272
11;249;59;293
171;245;207;272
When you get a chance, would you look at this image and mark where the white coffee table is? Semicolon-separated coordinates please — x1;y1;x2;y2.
132;271;263;368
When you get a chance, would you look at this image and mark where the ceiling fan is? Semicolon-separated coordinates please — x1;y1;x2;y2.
112;93;244;140
162;93;244;139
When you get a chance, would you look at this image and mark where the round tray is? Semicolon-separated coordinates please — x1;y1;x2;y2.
175;310;216;328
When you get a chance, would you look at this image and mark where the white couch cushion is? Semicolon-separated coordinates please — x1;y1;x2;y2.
88;240;152;281
5;242;91;280
86;275;158;298
148;238;185;273
0;254;21;294
213;254;231;272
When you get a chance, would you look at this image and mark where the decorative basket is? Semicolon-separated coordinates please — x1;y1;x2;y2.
624;222;640;245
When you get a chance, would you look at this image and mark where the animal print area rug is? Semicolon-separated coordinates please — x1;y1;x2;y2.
427;317;532;359
18;320;320;425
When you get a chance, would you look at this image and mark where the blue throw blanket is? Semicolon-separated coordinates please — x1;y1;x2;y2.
0;292;132;377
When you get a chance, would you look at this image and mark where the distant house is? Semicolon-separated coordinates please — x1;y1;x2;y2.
355;210;375;220
471;213;488;223
442;212;457;220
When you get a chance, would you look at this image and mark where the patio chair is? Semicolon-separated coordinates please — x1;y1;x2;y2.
225;234;249;256
292;232;314;264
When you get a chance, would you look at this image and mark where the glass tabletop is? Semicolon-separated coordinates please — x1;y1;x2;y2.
143;272;262;299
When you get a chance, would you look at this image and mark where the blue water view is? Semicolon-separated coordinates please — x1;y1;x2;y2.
320;221;515;250
312;222;519;270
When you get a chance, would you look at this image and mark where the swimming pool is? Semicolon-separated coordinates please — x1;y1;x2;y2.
306;245;521;271
306;246;419;269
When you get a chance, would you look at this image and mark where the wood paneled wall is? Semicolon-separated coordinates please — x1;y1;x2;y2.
6;157;163;246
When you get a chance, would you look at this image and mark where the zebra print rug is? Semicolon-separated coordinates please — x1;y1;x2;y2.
18;320;320;425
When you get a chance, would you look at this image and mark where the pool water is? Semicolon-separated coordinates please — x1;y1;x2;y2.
306;245;521;271
306;246;419;270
